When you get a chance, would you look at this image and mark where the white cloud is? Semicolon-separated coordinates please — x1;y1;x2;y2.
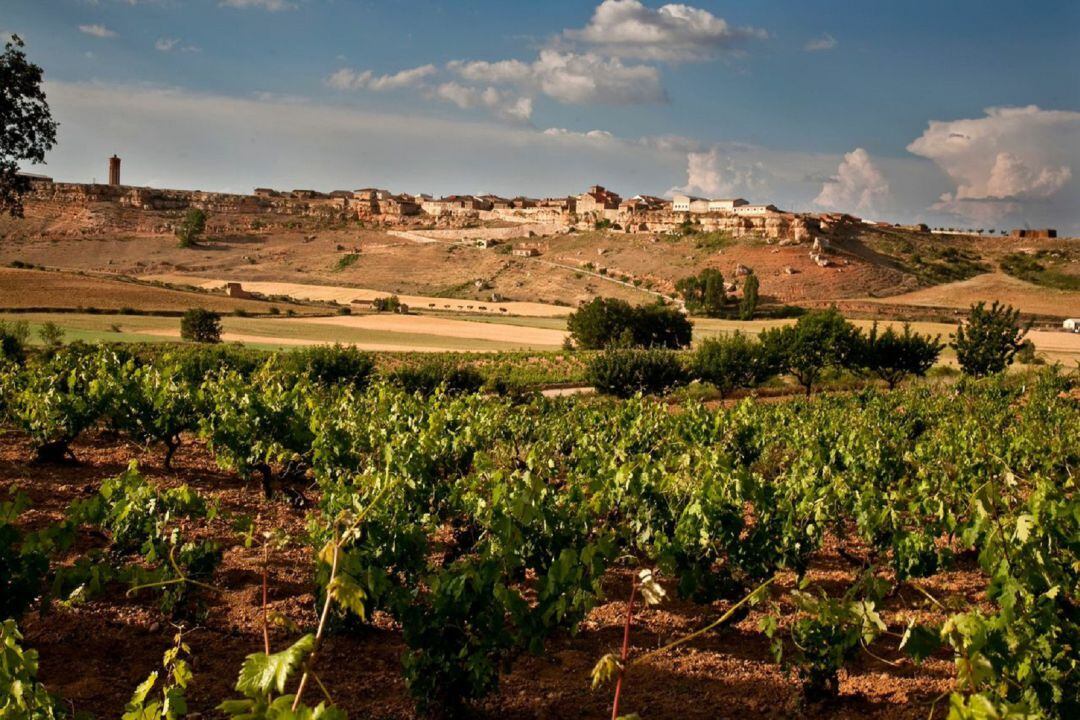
543;127;615;141
679;144;769;197
814;148;890;213
906;105;1079;223
38;80;689;198
219;0;296;11
804;33;837;52
326;64;437;92
433;83;533;122
155;38;180;51
78;24;117;38
449;50;666;105
565;0;767;62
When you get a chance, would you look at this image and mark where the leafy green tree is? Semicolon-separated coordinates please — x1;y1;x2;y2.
675;268;726;316
691;332;775;397
176;208;207;248
761;308;860;396
0;319;30;364
857;323;943;389
739;273;759;320
179;308;221;343
567;297;691;349
0;35;58;218
952;301;1030;376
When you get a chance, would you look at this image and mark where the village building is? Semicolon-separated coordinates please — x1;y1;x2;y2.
672;194;704;212
380;194;421;216
619;195;668;214
708;198;748;212
290;189;326;200
576;185;622;215
253;188;279;198
733;204;779;217
328;190;353;199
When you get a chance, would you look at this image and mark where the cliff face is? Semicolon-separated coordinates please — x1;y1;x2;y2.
21;181;836;244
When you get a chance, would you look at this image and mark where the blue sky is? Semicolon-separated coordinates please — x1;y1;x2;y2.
6;0;1080;230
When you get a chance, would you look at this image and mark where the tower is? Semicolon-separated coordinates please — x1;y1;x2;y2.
108;155;121;186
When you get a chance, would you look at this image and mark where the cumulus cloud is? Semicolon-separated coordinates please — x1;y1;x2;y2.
542;127;615;141
433;83;533;122
219;0;296;11
814;148;890;213
564;0;767;61
326;64;438;92
679;145;769;197
804;33;837;52
78;24;117;38
907;105;1079;223
155;38;179;51
449;50;666;105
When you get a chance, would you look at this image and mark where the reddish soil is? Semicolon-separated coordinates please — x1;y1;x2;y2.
2;429;973;720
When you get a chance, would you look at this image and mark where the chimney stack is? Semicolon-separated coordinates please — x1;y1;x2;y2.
108;155;121;186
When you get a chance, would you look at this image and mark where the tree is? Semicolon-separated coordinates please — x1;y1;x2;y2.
691;332;775;397
37;321;64;348
952;301;1030;376
675;268;725;317
0;35;58;217
567;298;691;350
176;208;207;248
856;323;943;389
180;308;222;343
761;308;860;396
739;273;759;321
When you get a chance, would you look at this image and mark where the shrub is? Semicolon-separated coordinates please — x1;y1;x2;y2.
0;319;30;364
180;308;222;344
388;360;485;395
372;295;402;313
567;297;691;350
37;321;64;348
283;345;375;389
760;308;860;396
855;323;943;389
586;348;688;398
952;301;1030;376
691;332;775;396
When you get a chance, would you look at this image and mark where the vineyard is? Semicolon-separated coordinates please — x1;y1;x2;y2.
1;344;1077;719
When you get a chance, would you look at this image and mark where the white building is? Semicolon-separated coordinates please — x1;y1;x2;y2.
733;204;778;217
1065;319;1080;333
708;198;748;212
672;194;706;212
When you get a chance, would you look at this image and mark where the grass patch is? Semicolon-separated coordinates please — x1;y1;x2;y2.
333;252;360;271
1000;251;1080;291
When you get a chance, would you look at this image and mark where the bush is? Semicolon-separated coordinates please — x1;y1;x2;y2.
586;348;688;398
372;295;402;313
855;323;943;388
37;321;64;348
0;319;30;365
691;332;775;397
760;308;860;396
180;308;222;343
388;360;485;395
567;297;691;350
283;345;375;389
952;301;1030;376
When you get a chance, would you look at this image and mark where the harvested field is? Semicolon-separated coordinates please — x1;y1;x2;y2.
141;275;574;317
0;267;316;314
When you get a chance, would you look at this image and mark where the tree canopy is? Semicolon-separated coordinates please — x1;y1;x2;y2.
0;35;58;217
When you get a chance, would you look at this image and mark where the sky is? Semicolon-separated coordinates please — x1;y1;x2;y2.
6;0;1080;231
